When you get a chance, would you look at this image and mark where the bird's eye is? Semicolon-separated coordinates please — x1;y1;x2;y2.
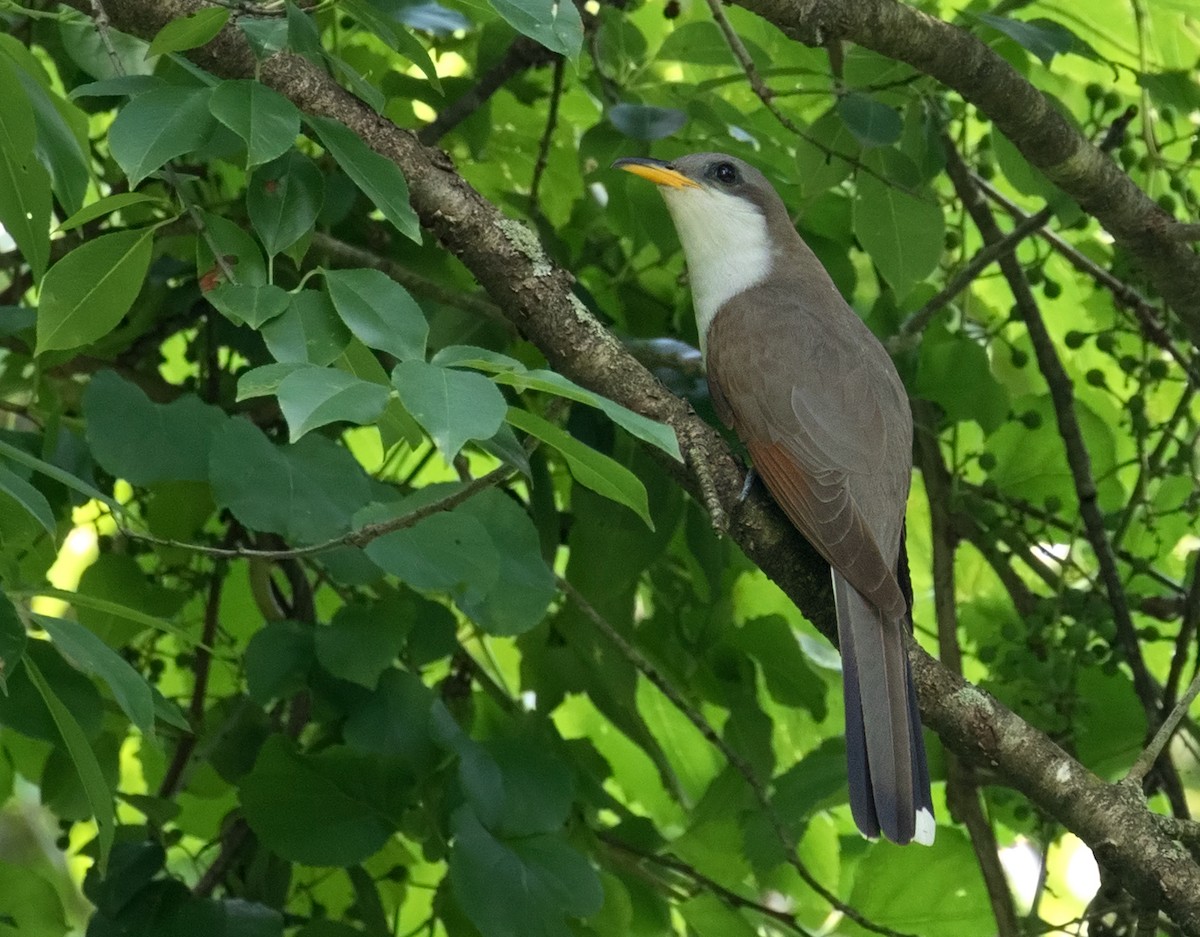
713;161;738;185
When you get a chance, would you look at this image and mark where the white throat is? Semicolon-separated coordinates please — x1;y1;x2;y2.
662;186;773;358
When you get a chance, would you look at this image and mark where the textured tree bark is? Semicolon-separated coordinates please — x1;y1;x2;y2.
69;1;1200;931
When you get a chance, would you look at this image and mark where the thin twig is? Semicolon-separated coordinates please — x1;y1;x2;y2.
945;136;1190;816
158;554;228;799
971;173;1200;387
120;465;515;559
1162;554;1200;714
1125;667;1200;786
559;577;916;937
895;206;1052;349
601;834;816;936
701;0;917;198
530;56;565;210
417;36;557;145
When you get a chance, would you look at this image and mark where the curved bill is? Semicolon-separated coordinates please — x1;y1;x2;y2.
612;157;700;189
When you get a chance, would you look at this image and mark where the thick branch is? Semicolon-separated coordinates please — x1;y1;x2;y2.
77;2;1200;931
728;0;1200;339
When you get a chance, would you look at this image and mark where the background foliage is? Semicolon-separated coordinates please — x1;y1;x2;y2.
0;0;1198;935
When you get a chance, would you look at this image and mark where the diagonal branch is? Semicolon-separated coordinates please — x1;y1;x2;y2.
73;3;1200;931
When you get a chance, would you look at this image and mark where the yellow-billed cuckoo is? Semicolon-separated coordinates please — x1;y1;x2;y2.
614;153;934;846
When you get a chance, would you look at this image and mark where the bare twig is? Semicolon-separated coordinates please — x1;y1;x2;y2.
601;834;816;936
120;464;516;559
1125;668;1200;787
158;554;228;799
971;173;1200;387
945;136;1189;817
895;206;1052;349
417;36;557;146
560;577;916;937
530;56;565;210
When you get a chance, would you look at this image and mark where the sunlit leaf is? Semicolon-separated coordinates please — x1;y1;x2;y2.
36;228;155;354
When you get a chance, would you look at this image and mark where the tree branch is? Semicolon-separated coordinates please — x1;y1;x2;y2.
74;2;1200;930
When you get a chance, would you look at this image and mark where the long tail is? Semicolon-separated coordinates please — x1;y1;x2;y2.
835;571;934;845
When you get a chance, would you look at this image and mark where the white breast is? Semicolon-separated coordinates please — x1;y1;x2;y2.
661;186;773;358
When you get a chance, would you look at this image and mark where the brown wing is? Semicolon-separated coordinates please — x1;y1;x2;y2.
706;283;911;619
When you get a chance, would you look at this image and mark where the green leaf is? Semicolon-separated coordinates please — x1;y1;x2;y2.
6;50;92;219
245;620;314;705
209;419;372;543
146;7;230;56
108;85;216;187
36;227;155;354
852;150;943;299
84;371;228;484
25;654;114;871
432;347;681;460
0;57;51;281
247;150;324;256
364;507;500;603
209;78;301;168
239;736;409;866
843;830;990;936
261;288;350;365
975;14;1097;66
1138;70;1200;111
916;326;1009;432
197;209;267;286
0;591;26;694
449;808;603;937
307;115;421;243
452;488;555;636
324;268;428;362
34;586;201;652
459;735;573;836
506;407;652;528
337;0;442;92
0;862;68;937
794;106;861;199
608;104;686;141
240;17;289;59
56;192;162;233
236;362;311;400
0;437;124;518
276;365;391;441
333;340;424;450
680;894;757;937
490;0;583;57
731;615;826;717
206;282;292;328
0;462;55;537
837;92;903;148
314;603;406;689
68;75;161;99
35;615;155;734
391;360;508;461
344;668;438;768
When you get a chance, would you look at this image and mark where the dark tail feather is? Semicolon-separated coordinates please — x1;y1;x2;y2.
834;571;932;844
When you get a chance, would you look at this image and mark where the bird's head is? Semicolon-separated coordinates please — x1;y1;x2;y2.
612;154;788;352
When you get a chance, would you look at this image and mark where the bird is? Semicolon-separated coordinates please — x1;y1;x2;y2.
613;153;934;845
